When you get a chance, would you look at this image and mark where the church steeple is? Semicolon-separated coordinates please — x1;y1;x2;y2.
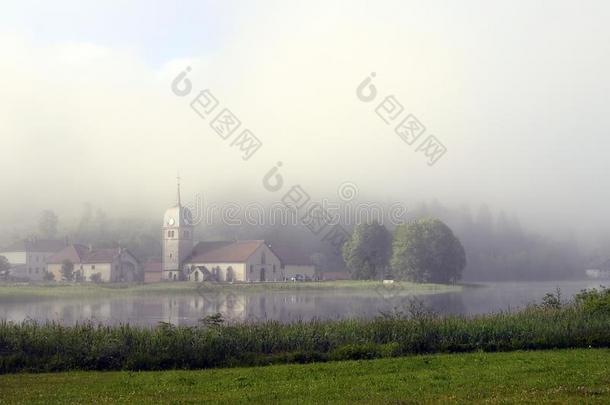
163;176;194;280
176;173;181;206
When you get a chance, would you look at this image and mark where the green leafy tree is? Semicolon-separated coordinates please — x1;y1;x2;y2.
38;210;58;239
0;255;10;279
342;222;391;279
61;260;75;281
42;270;55;281
391;218;466;283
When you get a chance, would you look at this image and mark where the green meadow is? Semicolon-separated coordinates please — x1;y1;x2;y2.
0;349;608;404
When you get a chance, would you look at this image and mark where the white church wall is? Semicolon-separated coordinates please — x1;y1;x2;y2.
188;262;246;282
244;244;282;282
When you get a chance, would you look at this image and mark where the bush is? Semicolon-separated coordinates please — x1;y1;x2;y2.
330;343;381;361
575;286;610;315
541;288;563;310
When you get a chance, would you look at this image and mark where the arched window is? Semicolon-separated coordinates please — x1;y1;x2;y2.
261;252;266;264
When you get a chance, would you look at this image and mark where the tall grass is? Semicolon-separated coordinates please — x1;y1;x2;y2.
1;290;609;373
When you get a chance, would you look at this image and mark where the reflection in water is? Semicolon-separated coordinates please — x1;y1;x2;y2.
0;280;604;326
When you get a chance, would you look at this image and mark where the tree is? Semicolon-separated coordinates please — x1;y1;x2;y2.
43;270;55;281
74;270;85;282
391;218;466;283
342;222;391;279
38;210;59;239
61;260;75;281
0;255;10;279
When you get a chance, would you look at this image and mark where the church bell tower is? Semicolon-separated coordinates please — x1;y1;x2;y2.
162;176;194;281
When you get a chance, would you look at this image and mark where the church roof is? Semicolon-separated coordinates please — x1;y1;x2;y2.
163;204;193;228
162;176;193;227
1;239;66;253
186;240;269;263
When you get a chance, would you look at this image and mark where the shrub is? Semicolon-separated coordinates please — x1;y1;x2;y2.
541;288;563;310
575;286;610;315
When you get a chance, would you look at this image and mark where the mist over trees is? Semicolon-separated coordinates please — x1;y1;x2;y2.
38;210;58;239
416;202;586;281
1;199;592;281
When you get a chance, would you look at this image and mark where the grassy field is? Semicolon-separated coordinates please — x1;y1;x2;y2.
0;349;608;404
0;280;463;299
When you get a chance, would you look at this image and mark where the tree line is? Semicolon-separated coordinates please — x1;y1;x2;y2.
1;199;595;282
342;219;466;283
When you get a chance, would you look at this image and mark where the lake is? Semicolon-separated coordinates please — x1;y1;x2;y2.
0;280;605;326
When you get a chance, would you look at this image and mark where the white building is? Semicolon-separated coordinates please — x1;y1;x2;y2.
47;244;140;282
184;240;282;282
585;259;610;279
161;180;283;282
0;238;65;281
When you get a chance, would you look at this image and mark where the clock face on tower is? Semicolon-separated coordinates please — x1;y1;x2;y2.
168;217;175;226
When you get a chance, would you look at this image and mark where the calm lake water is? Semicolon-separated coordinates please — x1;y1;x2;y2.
0;280;605;326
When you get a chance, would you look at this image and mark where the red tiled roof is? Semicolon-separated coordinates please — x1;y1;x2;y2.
48;245;137;264
186;240;266;263
47;244;89;264
82;248;121;264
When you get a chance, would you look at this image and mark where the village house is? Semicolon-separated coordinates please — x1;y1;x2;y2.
142;260;163;284
0;238;66;281
47;244;140;282
273;246;318;281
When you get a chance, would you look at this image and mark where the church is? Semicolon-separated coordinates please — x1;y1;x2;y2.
161;180;285;282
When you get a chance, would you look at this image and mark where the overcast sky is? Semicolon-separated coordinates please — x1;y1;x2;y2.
1;0;609;236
